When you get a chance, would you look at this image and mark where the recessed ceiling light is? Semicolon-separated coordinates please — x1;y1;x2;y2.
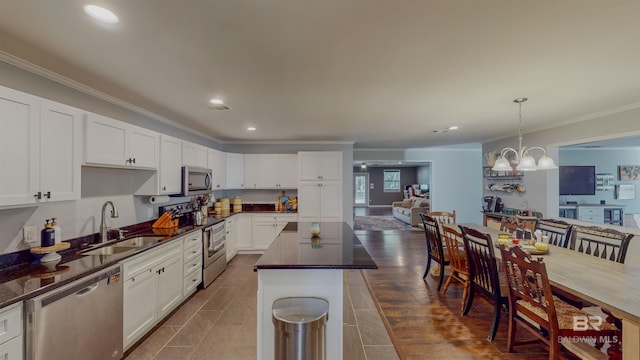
83;5;119;24
209;98;224;105
448;125;459;131
247;126;257;131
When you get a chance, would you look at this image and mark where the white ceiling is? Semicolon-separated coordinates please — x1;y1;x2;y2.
1;1;638;149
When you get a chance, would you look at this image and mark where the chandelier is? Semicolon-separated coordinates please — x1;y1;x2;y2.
491;98;558;172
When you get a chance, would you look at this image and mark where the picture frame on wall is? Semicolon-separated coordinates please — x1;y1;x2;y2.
618;165;640;181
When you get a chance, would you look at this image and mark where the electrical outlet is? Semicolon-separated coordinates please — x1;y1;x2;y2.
23;225;38;244
147;208;154;219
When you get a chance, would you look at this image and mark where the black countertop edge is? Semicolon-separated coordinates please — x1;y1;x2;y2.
253;264;378;271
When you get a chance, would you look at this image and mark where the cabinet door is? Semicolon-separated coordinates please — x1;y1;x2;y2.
159;135;182;194
156;252;183;319
225;153;244;189
0;86;39;206
297;182;322;221
298;151;342;181
182;141;207;168
0;335;23;360
252;221;276;250
225;217;237;262
207;148;226;189
123;267;156;349
39;100;82;202
244;154;259;188
84;112;127;166
319;151;342;180
127;125;159;169
320;181;343;221
277;154;298;188
298;152;321;180
257;154;279;188
236;215;253;249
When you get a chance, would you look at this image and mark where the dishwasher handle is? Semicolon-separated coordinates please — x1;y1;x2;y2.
76;283;99;297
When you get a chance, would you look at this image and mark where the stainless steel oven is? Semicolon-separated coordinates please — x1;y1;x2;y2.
202;221;226;287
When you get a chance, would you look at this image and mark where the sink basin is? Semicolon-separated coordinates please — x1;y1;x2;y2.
82;246;138;256
113;236;165;248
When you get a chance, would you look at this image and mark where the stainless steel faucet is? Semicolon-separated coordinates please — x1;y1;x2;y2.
100;201;119;243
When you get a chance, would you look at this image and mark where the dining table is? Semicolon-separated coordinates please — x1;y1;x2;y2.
447;223;640;360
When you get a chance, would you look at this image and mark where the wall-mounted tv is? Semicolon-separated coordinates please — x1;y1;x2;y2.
559;166;596;195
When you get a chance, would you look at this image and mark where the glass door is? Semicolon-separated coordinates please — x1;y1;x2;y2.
353;173;369;207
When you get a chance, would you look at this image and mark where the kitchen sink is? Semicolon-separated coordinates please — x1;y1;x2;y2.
81;235;166;256
113;235;166;248
81;246;138;256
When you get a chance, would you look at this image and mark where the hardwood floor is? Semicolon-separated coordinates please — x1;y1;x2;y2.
124;206;576;359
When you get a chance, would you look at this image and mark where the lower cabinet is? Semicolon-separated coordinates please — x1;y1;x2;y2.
182;232;203;297
225;217;238;262
122;240;183;350
238;213;298;251
0;302;22;360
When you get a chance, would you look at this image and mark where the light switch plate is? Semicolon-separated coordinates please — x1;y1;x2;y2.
23;225;38;244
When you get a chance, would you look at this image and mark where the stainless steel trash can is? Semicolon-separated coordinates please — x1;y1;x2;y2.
272;297;329;360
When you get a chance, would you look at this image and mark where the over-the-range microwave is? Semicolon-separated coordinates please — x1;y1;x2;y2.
181;166;213;196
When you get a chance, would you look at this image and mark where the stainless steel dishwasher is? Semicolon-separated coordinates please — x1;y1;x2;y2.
25;264;123;360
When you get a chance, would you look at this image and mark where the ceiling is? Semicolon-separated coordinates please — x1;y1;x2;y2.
0;1;638;149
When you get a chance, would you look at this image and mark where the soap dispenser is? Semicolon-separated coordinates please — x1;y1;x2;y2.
41;220;55;247
51;218;61;244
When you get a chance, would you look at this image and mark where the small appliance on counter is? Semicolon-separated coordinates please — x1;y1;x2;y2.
482;196;503;212
159;202;194;226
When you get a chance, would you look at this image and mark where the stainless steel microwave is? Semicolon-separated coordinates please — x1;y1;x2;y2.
181;166;213;196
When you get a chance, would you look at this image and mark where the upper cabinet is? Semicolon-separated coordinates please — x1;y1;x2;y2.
182;141;208;168
244;154;298;189
207;148;226;190
225;153;244;189
134;135;182;195
84;112;159;169
0;86;82;207
243;154;260;189
298;151;342;181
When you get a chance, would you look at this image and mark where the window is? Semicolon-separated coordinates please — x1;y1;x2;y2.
383;170;401;192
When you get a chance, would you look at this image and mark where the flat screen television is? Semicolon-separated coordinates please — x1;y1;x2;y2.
559;166;596;195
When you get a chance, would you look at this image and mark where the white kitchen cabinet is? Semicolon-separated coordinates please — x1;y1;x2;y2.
225;217;238;262
277;154;299;188
207;148;226;190
225;153;244;189
85;112;159;169
298;180;343;222
298;151;342;181
122;240;183;350
182;141;208;168
182;232;203;297
244;154;260;189
133;134;182;195
0;302;23;360
0;86;82;207
236;214;254;250
250;213;298;251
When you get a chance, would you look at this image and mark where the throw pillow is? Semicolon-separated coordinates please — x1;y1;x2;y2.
401;199;413;208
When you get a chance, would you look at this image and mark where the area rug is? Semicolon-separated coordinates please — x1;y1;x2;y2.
353;215;423;231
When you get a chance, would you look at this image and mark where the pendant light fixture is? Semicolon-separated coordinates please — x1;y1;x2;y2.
491;98;558;172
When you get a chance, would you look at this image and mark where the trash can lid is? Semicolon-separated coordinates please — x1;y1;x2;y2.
272;297;329;324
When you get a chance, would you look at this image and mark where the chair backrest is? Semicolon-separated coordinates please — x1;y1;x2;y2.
498;245;557;333
420;213;446;266
569;225;633;263
459;226;501;302
427;211;456;226
534;218;573;248
441;225;466;271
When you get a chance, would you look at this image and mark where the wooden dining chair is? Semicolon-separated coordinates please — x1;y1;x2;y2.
459;225;508;341
568;225;633;263
440;225;470;313
499;245;621;360
535;219;573;248
426;210;456;226
419;213;449;291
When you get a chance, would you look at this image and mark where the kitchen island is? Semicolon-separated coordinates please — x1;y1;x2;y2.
254;222;377;360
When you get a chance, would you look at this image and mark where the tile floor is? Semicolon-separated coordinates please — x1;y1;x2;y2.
124;254;397;360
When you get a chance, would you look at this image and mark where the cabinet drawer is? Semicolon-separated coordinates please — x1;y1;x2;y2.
183;258;202;276
579;215;604;223
123;241;182;280
184;244;202;262
580;208;600;216
0;334;22;359
182;233;201;250
0;303;22;345
183;271;202;295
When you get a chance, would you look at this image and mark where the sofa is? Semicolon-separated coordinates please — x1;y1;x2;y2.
392;196;430;226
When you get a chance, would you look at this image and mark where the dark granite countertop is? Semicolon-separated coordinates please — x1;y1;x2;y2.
254;222;377;270
0;217;225;309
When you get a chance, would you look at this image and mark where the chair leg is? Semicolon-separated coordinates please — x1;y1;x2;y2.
507;309;516;352
440;270;454;295
462;286;474;316
423;255;431;279
549;334;560;360
488;299;501;341
437;263;445;292
460;278;470;314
